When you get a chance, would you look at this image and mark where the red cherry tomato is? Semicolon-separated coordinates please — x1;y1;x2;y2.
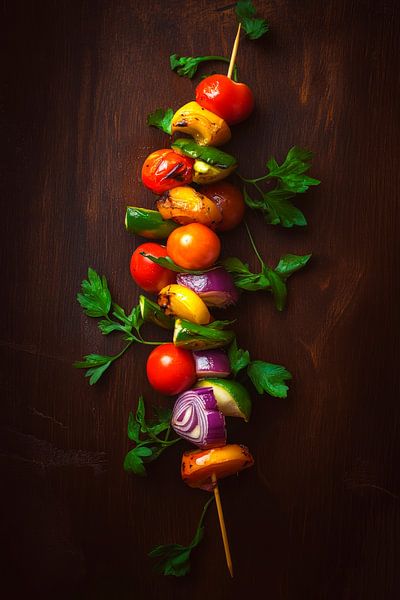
141;149;194;194
167;223;221;270
130;243;176;293
200;181;245;232
146;343;197;395
195;74;254;125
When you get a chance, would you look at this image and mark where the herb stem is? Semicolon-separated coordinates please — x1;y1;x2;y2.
244;222;265;267
111;341;134;362
198;496;215;531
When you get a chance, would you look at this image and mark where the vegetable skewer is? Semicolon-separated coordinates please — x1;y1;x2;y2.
212;472;234;578
227;23;241;79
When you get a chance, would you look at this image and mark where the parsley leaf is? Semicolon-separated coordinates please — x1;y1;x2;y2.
77;267;111;317
124;396;180;477
228;338;250;376
75;268;167;385
222;224;311;311
147;108;173;135
247;361;292;398
240;147;320;227
236;1;269;40
169;54;239;81
149;497;214;576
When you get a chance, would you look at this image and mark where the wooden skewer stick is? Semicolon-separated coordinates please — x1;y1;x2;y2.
212;472;234;578
227;23;242;80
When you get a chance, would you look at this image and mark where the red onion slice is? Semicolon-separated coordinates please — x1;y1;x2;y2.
176;267;239;308
193;349;230;378
171;387;226;449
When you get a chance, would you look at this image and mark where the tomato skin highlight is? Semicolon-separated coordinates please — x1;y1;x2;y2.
200;181;245;232
146;343;197;395
195;74;254;125
167;223;221;270
130;242;176;293
141;149;194;194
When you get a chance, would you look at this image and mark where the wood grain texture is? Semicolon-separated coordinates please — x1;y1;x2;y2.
2;1;400;598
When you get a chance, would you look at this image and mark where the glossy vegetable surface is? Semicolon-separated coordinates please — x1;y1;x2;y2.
146;343;196;396
196;378;252;421
158;284;211;325
173;319;235;350
141;149;194;194
130;243;176;293
192;349;230;378
125;207;178;239
195;74;254;125
167;223;221;270
176;267;239;308
181;444;254;491
139;295;174;330
157;186;222;228
200;182;245;232
171;387;226;448
171;101;231;146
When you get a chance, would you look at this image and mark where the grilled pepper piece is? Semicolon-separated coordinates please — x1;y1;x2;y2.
192;160;237;185
139;295;174;329
158;285;211;325
125;207;178;239
173;319;235;350
171;138;237;169
171;102;231;147
181;444;254;491
156;186;222;228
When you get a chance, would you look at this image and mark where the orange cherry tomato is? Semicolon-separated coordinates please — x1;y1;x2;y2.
167;223;221;270
141;149;194;194
200;181;245;232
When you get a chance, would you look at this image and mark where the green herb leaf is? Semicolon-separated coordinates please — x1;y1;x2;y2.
77;267;111;317
236;0;269;40
274;254;312;279
127;412;140;442
264;266;287;311
147;108;173;135
141;252;217;275
266;147;320;193
241;147;320;227
123;448;146;476
170;54;203;79
73;353;114;368
228;338;251;377
125;396;180;477
85;361;112;385
97;319;127;335
247;360;292;398
149;497;214;577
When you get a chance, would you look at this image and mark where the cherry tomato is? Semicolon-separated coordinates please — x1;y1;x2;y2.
195;74;254;125
130;242;176;293
200;182;245;232
167;223;221;270
141;149;194;194
146;343;196;395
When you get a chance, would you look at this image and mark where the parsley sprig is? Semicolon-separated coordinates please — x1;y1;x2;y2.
239;147;321;227
124;397;181;476
149;496;214;576
74;268;165;384
228;339;292;398
170;54;239;81
147;108;173;135
222;223;311;311
236;0;269;39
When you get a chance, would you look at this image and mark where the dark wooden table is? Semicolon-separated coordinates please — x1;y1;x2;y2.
2;1;400;598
